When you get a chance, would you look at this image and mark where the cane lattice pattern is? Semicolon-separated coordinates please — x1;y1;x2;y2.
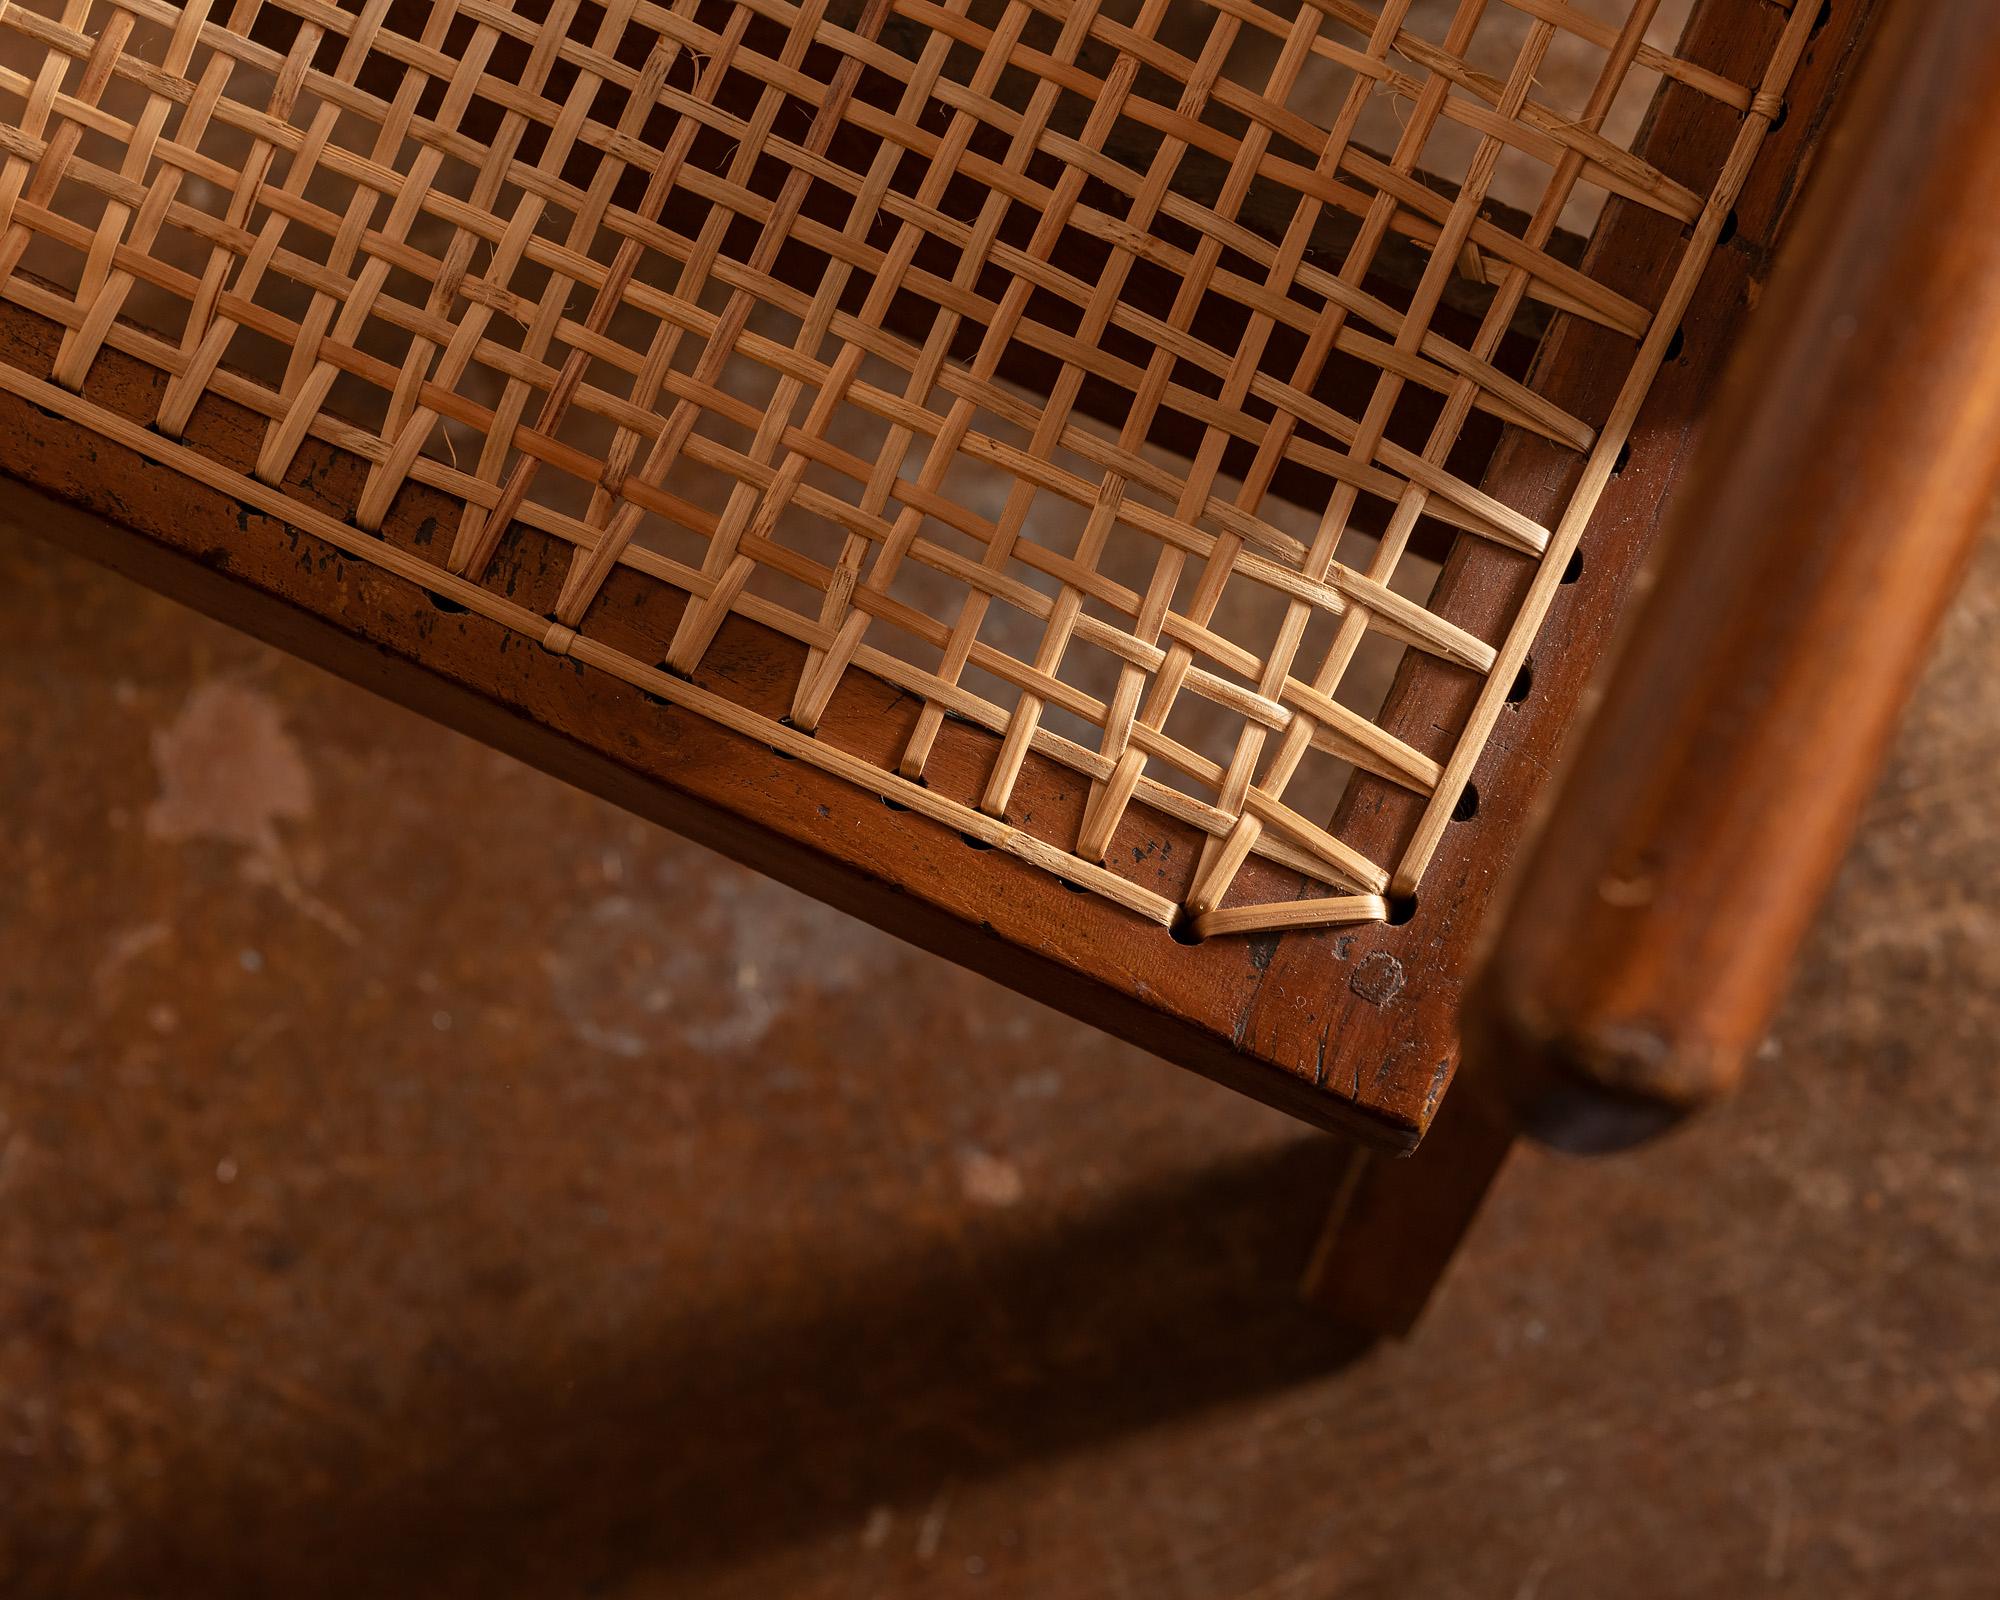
0;0;1816;936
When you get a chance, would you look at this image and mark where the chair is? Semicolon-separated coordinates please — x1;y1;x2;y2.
0;0;1988;1332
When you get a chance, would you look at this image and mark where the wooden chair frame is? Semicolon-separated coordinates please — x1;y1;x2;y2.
4;0;1991;1334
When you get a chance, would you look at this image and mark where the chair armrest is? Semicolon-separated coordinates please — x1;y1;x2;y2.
1463;1;2000;1154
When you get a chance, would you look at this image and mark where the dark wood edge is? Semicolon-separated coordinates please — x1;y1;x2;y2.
1465;0;2000;1153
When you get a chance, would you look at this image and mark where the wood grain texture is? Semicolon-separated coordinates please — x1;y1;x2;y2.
1465;0;2000;1153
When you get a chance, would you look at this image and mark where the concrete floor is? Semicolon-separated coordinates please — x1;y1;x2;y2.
1;519;1995;1598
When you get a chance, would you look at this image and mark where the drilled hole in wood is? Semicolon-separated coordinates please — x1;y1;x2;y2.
1507;659;1534;704
1385;894;1419;927
1451;784;1480;823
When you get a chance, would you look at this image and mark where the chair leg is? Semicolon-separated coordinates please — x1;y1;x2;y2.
1299;1086;1515;1338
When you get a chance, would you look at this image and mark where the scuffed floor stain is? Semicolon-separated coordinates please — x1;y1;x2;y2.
146;680;313;854
91;920;168;994
543;870;895;1058
956;1148;1024;1208
145;680;359;944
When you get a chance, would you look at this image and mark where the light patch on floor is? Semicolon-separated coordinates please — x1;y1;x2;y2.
146;680;313;854
145;679;358;944
958;1148;1026;1208
543;869;896;1059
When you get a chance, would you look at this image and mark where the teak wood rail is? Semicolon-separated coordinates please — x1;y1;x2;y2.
1466;0;2000;1153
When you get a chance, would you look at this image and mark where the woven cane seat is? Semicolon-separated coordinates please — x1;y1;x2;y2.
0;0;1810;942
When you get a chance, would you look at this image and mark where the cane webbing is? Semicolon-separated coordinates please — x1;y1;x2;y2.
0;0;1815;936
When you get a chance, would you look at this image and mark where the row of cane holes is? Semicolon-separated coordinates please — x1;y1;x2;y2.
416;526;1589;945
1157;422;1624;942
405;423;1615;944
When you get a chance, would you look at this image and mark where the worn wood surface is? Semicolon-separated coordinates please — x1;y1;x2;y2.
1;498;1995;1600
1464;0;2000;1151
0;0;1878;1148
